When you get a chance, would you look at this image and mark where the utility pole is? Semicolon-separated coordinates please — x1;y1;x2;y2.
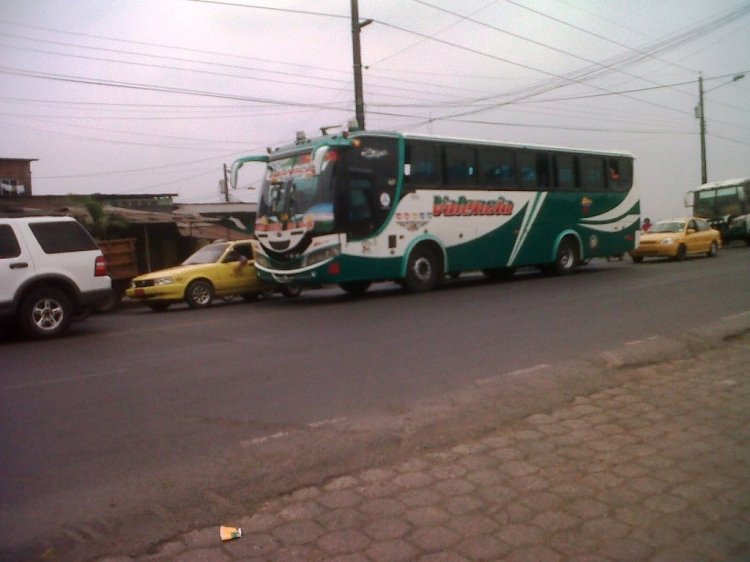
696;72;744;186
350;0;371;130
697;74;708;185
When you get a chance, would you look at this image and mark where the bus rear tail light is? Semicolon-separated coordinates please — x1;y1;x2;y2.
328;262;341;276
95;256;108;277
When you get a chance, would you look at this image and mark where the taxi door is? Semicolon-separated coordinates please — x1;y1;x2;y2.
222;242;260;294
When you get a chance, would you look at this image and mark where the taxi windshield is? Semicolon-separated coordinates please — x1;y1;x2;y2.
651;221;685;233
182;243;229;265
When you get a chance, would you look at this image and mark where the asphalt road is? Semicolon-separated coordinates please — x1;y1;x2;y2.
2;247;749;553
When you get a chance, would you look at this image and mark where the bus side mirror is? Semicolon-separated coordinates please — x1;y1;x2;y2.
230;161;243;189
313;146;329;175
684;192;693;208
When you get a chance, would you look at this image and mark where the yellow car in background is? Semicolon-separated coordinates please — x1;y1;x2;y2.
629;217;721;263
126;240;299;311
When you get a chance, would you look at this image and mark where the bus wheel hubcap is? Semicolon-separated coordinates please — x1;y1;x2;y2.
414;257;432;281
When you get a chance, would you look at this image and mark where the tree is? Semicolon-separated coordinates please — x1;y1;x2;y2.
68;196;130;240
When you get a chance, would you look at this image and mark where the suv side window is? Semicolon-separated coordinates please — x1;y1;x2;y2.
0;224;22;258
29;221;98;254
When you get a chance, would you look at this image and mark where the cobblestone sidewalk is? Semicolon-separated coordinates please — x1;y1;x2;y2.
102;332;750;562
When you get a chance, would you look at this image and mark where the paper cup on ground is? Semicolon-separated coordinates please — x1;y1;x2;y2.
220;526;242;541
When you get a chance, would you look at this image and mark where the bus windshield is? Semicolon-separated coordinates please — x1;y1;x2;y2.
256;151;336;235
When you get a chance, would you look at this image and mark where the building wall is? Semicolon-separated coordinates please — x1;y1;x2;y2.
0;159;36;196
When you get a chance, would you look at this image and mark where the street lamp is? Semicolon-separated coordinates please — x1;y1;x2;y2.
696;72;745;184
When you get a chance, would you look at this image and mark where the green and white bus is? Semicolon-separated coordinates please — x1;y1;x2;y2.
685;177;750;245
230;128;639;294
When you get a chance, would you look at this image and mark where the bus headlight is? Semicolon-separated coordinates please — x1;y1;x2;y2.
254;253;271;268
304;245;341;267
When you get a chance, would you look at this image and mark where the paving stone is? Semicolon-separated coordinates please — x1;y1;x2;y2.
495;523;544;547
445;513;498;537
445;494;486;515
317;529;371;554
366;538;419;562
465;468;506;487
452;442;489;455
222;532;278;558
404;506;450;527
504;545;562;562
530;510;579;532
417;552;470;562
325;475;360;491
580;517;631;540
456;534;513;560
548;528;602;556
278;500;323;521
564;498;609;518
434;478;475;497
316;489;363;509
363;518;412;541
457;453;498;471
598;537;654;562
170;547;229;562
393;471;434;489
358;479;402;498
408;525;461;551
430;463;469;480
326;554;370;562
503;503;535;524
317;507;368;531
240;512;283;533
643;493;690;514
359;468;396;482
359;498;406;518
490;447;524;461
271;519;324;545
182;527;216;548
399;487;442;507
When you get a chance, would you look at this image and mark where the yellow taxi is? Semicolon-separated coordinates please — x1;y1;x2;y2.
629;217;721;263
126;239;299;311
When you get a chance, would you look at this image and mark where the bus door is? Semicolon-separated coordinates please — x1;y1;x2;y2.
336;137;399;242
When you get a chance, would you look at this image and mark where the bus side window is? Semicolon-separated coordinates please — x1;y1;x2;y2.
580;156;604;191
478;147;516;188
443;145;477;188
536;153;551;189
554;154;576;190
405;141;440;191
607;159;621;190
518;151;537;190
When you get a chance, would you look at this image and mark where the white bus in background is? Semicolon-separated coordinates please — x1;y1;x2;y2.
686;177;750;245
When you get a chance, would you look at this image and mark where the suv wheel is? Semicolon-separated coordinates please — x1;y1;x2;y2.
19;287;73;339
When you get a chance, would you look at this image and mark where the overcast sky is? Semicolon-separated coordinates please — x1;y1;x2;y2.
1;0;748;219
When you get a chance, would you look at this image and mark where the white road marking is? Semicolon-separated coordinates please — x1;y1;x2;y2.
475;363;550;386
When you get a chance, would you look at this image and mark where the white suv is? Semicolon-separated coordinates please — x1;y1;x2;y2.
0;216;113;339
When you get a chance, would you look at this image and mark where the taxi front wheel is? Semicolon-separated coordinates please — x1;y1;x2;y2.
185;280;214;308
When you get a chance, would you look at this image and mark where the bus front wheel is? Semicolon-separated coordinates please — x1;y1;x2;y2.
404;246;442;293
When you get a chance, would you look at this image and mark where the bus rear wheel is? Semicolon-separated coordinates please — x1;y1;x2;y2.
404;246;442;293
548;238;578;275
